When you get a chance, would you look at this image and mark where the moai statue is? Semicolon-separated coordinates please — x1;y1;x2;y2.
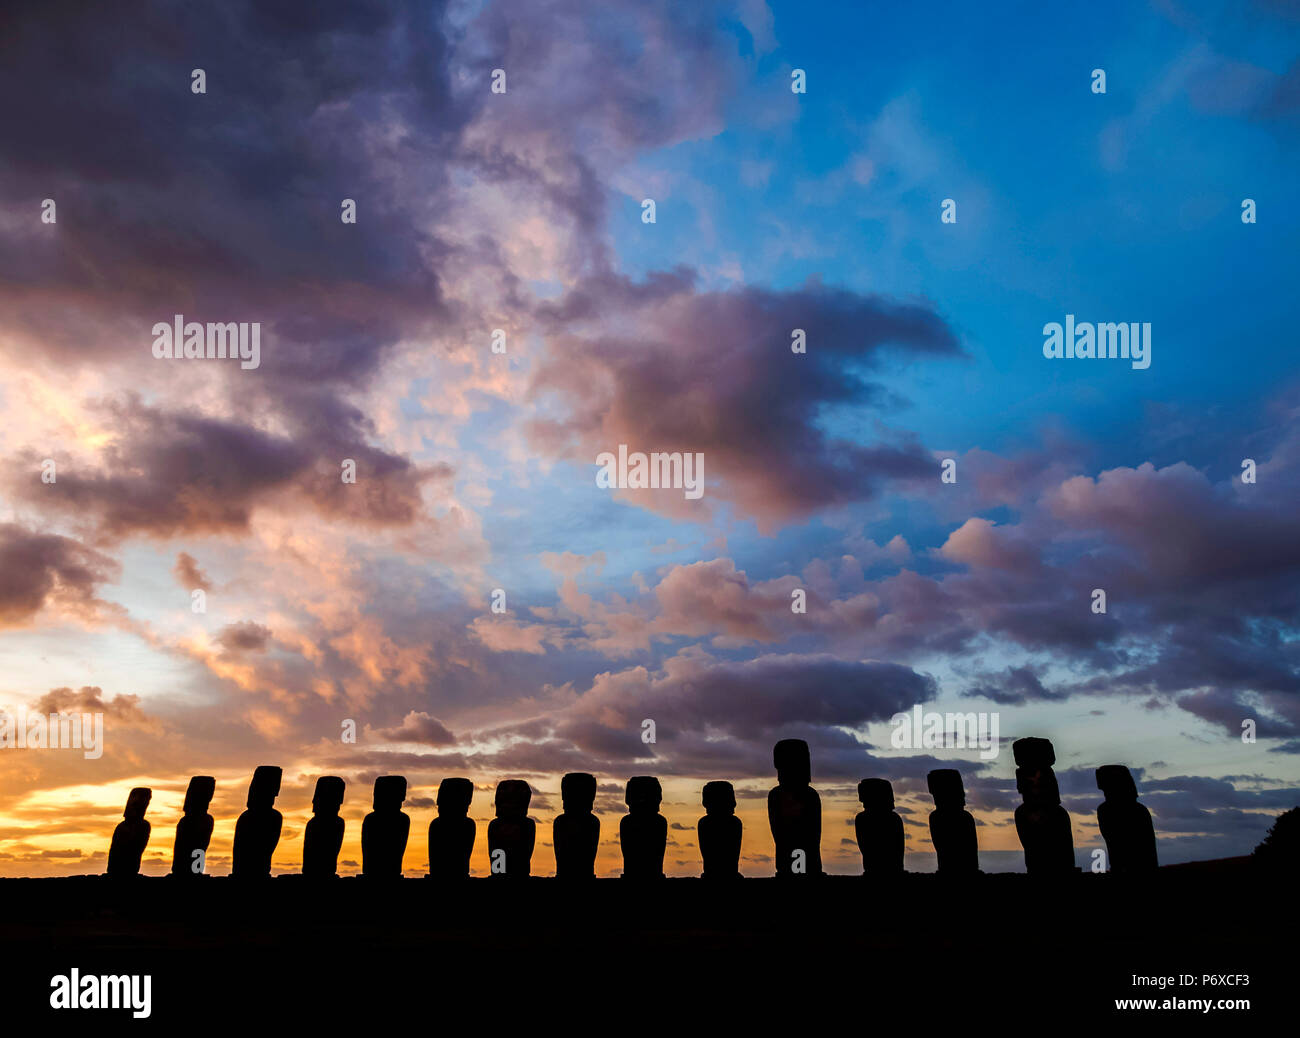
487;779;535;878
361;775;410;879
768;738;822;877
232;765;283;877
171;776;215;877
303;776;346;878
698;780;742;879
619;776;667;880
106;787;152;877
427;777;476;879
854;778;904;874
553;772;599;880
926;768;979;875
1013;737;1076;874
1096;765;1157;873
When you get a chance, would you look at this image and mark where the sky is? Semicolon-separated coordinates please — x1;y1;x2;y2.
0;0;1297;877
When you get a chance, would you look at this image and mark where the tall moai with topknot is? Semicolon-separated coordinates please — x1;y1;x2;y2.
553;772;599;880
1013;738;1075;874
362;775;410;879
698;780;742;879
232;765;282;877
171;776;215;877
303;776;346;877
487;779;535;878
1096;765;1157;873
427;777;476;879
107;787;152;877
926;768;979;875
619;776;666;880
768;738;822;877
854;778;904;874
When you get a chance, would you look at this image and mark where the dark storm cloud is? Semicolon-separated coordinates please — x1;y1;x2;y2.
0;523;120;626
4;398;442;538
0;0;458;372
527;272;963;529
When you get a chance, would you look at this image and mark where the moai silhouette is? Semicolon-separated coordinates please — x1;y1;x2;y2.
698;780;742;879
1096;765;1157;873
361;775;410;879
926;768;979;875
854;778;904;874
232;765;283;877
106;787;152;878
619;776;667;880
487;779;535;878
553;772;599;880
427;777;475;879
1013;737;1076;874
768;738;822;877
302;776;346;878
170;776;215;878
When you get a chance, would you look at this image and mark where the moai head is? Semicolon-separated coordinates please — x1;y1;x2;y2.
1096;765;1138;801
437;777;474;817
247;765;282;809
857;778;894;812
182;776;216;815
1013;737;1059;807
1012;737;1056;770
625;776;662;814
926;768;966;809
495;779;531;820
1016;766;1061;807
561;772;597;814
124;787;152;821
373;775;407;811
312;776;346;815
773;738;811;787
702;781;736;816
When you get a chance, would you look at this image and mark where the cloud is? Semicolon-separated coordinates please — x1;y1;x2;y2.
32;686;164;734
374;711;457;747
0;523;120;627
527;272;962;531
173;552;212;592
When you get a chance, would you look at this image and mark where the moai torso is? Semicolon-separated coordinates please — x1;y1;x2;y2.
1096;765;1157;873
488;780;535;878
553;772;599;879
698;780;741;879
927;769;979;875
428;777;476;878
855;778;904;873
107;787;152;877
362;775;410;878
1013;739;1075;874
768;739;822;876
619;776;666;880
303;775;346;877
232;765;283;878
171;776;215;877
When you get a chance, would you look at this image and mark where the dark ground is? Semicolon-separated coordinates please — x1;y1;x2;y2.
1;864;1289;1027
